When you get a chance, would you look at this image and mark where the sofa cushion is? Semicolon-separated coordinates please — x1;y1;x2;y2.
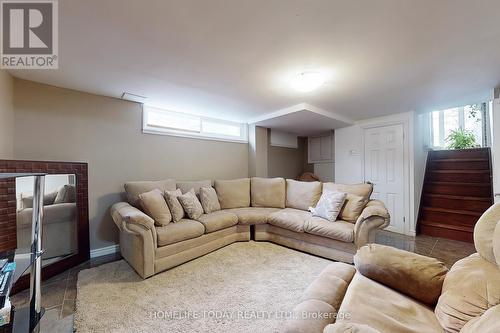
285;179;322;211
178;190;204;220
460;305;500;333
302;262;356;309
199;187;221;214
473;202;500;266
268;208;312;233
138;189;172;226
250;177;286;208
156;219;205;246
310;191;347;222
336;273;443;333
283;299;336;333
164;189;185;222
54;184;76;204
197;211;238;233
20;191;57;209
354;244;448;306
176;180;212;195
225;207;280;225
124;179;176;207
323;183;373;222
435;253;500;333
214;178;250;209
305;217;354;243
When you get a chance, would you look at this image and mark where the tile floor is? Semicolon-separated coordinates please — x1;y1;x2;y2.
10;232;476;332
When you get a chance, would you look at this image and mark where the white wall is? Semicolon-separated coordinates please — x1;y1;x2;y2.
335;111;426;236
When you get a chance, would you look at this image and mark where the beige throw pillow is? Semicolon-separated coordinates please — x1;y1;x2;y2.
178;189;204;220
54;184;76;204
138;189;172;226
340;194;368;222
164;189;185;222
199;187;221;214
310;191;347;222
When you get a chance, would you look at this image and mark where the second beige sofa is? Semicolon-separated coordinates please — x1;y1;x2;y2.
111;177;390;278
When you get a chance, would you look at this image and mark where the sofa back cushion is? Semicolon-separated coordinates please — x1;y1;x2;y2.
176;180;212;195
138;189;172;226
323;183;373;222
214;178;250;209
199;187;221;214
124;179;176;207
250;177;286;208
285;179;322;211
435;253;500;333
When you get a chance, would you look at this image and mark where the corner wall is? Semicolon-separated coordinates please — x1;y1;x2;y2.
13;79;249;250
0;70;14;158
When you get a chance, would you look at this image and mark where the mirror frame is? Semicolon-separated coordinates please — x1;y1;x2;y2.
0;159;90;292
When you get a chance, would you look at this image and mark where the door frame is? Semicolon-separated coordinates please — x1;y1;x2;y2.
359;112;415;236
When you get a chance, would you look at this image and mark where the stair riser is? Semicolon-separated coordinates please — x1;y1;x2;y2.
419;224;473;243
429;160;489;170
422;196;491;212
424;184;491;197
430;149;489;160
420;210;478;226
427;172;490;183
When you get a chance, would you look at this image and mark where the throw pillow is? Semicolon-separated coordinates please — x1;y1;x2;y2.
54;184;76;204
138;189;172;226
340;193;368;222
178;189;204;220
310;191;347;222
199;187;221;214
164;189;185;222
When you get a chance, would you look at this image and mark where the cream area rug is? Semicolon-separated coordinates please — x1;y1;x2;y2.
75;241;333;333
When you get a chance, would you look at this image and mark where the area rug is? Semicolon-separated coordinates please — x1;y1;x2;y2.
75;241;333;333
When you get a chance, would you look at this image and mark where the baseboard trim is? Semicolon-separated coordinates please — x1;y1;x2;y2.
90;244;120;258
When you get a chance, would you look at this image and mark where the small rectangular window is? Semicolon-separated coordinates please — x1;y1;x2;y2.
143;106;247;143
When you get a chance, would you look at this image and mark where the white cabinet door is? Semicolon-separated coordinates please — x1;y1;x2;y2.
364;124;405;233
309;137;322;162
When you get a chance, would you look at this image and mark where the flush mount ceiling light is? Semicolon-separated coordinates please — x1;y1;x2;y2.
290;71;326;92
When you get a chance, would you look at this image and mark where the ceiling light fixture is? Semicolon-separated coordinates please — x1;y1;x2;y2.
290;71;326;92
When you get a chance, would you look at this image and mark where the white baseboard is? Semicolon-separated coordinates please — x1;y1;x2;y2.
90;244;120;258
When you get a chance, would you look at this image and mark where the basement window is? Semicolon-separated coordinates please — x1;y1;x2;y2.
429;102;491;149
143;106;248;143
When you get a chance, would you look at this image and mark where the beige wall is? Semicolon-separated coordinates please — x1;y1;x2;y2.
0;70;14;158
268;134;312;179
248;125;268;177
13;79;249;250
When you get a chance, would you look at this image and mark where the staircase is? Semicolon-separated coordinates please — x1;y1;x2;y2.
418;148;493;243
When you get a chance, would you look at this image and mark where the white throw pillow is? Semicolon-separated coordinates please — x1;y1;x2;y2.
310;191;347;222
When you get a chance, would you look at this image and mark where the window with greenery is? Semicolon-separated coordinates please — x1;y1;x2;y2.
429;103;490;149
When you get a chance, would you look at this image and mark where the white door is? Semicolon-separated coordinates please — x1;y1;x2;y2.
364;124;405;233
492;99;500;203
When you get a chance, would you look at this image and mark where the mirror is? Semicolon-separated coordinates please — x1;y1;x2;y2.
15;174;78;267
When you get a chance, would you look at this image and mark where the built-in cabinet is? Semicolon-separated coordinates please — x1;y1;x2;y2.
308;131;334;163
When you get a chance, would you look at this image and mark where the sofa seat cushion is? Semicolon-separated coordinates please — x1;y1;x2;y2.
268;208;312;233
305;217;354;243
196;211;238;233
156;219;205;246
435;253;500;333
336;273;443;333
302;263;356;309
225;207;280;225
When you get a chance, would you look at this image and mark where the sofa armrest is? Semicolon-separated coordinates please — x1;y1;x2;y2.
354;244;448;305
110;202;156;278
353;200;390;248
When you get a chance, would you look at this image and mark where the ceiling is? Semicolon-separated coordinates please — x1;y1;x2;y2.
9;0;500;124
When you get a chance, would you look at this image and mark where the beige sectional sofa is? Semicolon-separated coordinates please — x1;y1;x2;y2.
284;202;500;333
111;177;390;279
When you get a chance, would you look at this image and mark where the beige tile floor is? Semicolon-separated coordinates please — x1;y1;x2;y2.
10;232;476;332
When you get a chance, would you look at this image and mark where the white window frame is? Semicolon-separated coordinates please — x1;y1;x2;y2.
142;106;248;143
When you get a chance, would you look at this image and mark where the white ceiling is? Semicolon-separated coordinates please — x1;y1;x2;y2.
9;0;500;124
